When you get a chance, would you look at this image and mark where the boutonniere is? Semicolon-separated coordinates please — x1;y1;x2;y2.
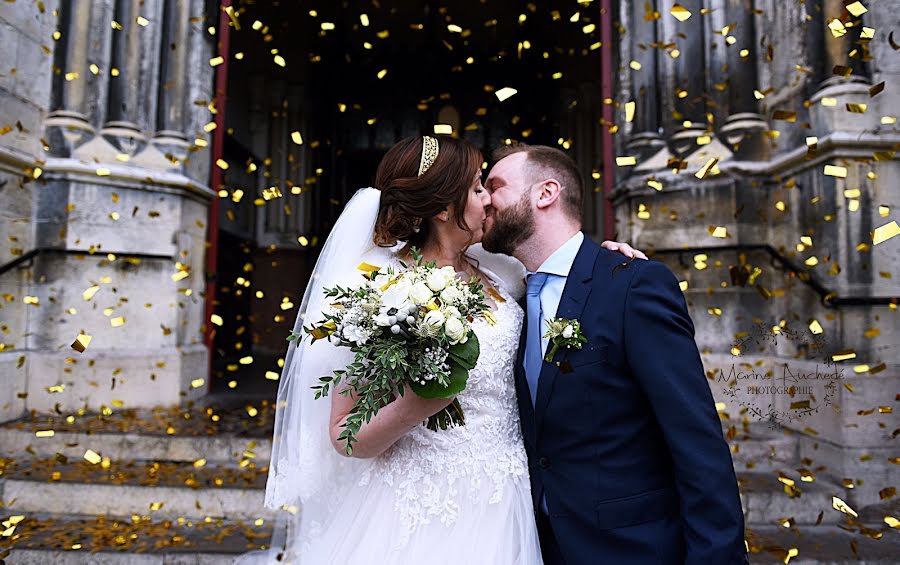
542;317;587;362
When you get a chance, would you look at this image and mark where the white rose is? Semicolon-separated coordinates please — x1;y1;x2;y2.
562;325;574;339
442;305;462;320
409;282;434;305
439;285;464;305
444;316;467;344
423;309;446;329
374;314;392;327
426;269;452;292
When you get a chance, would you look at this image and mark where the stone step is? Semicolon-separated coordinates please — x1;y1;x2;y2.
0;457;275;521
0;406;274;465
724;421;799;473
0;512;273;564
746;525;900;564
738;472;849;526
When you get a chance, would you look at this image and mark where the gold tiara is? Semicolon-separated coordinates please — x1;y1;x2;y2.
417;135;439;176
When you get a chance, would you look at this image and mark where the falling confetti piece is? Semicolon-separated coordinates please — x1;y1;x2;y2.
695;158;719;179
434;124;453;135
625;101;635;123
872;221;900;245
35;430;55;438
709;226;728;238
846;1;867;17
71;333;92;353
265;371;280;381
209;56;224;67
832;496;859;517
291;131;303;145
110;316;125;327
84;450;102;465
495;87;517;102
616;156;637;166
191;378;205;389
670;3;692;21
808;320;824;334
823;165;847;178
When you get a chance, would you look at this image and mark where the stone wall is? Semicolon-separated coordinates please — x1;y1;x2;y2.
613;0;898;510
0;0;217;420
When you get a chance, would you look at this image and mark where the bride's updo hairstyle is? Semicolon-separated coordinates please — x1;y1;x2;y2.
373;135;484;248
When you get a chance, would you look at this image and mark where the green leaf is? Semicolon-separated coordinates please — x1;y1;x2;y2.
410;360;469;399
447;332;480;370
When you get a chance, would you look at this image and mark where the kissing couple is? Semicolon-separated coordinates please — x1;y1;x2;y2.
238;135;748;564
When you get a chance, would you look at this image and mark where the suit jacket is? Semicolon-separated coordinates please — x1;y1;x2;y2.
515;234;747;565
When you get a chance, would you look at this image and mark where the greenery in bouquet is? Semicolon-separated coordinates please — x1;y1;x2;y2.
289;248;489;455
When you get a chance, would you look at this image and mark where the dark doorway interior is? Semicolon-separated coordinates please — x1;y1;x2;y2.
211;1;607;397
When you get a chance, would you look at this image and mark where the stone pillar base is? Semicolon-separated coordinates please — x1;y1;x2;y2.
43;110;95;157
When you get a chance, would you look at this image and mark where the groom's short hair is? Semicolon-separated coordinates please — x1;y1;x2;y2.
491;144;584;221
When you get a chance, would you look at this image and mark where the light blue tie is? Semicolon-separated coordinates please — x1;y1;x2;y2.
524;272;549;407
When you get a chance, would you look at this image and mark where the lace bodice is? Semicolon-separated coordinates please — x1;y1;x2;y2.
358;285;528;546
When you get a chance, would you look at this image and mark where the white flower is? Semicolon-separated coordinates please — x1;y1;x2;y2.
373;313;393;327
563;325;574;339
423;309;446;329
442;305;462;320
439;285;464;305
409;282;434;305
342;325;368;344
444;316;467;344
426;268;454;292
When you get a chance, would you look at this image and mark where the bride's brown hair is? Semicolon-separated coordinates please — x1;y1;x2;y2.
373;135;484;248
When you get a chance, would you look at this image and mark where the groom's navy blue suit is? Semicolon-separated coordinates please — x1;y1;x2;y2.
515;235;747;565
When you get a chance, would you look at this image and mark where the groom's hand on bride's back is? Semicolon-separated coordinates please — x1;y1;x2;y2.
600;240;648;260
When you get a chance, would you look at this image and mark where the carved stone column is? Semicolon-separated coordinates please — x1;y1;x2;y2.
101;0;165;158
718;0;768;158
150;0;193;170
45;0;98;155
624;0;665;159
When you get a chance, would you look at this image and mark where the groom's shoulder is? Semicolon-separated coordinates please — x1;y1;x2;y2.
594;247;678;289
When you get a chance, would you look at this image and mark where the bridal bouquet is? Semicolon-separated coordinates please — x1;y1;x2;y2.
291;249;488;455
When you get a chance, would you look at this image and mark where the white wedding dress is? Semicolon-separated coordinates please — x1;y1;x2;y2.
294;283;542;564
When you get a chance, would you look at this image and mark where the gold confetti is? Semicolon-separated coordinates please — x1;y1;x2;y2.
772;110;797;122
823;165;847;178
629;60;642;71
846;103;867;113
274;55;286;67
872;221;900;245
209;56;224;67
265;371;280;381
83;450;102;465
616;156;637;166
625;101;635;123
291;131;303;145
832;496;858;517
695;158;718;179
827;18;847;38
71;333;92;353
110;316;125;327
239;356;254;365
808;320;824;334
434;124;453;135
210;314;224;326
35;430;55;438
495;87;518;102
832;350;857;362
96;168;111;176
670;3;692;21
709;226;728;238
821;97;838;107
846;1;867;17
191;378;205;389
136;16;150;26
376;69;388;79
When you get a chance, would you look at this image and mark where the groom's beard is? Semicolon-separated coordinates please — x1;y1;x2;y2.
482;194;535;256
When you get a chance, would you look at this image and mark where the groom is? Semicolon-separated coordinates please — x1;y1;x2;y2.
481;145;747;565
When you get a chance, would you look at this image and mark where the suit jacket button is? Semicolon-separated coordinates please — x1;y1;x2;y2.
539;457;550;469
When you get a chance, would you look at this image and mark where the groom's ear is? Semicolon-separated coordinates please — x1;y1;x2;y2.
535;179;562;210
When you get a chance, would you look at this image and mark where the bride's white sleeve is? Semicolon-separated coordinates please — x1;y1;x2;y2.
465;243;526;301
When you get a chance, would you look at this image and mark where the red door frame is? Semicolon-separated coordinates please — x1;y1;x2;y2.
204;0;233;377
600;0;616;241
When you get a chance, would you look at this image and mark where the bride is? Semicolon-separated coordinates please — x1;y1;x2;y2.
238;135;635;564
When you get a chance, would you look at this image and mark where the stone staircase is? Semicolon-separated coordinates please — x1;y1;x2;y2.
0;408;896;563
0;404;276;564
